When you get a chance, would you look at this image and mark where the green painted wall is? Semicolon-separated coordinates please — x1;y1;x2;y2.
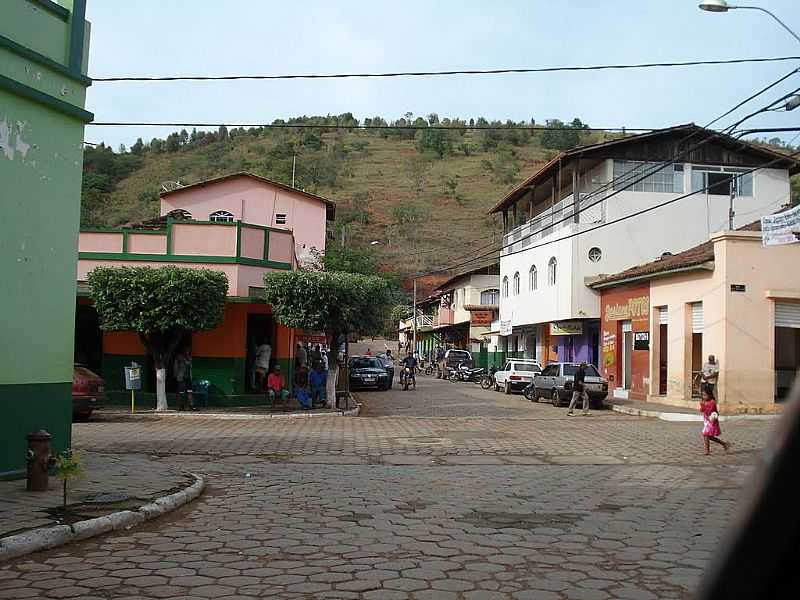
0;383;71;479
0;0;91;476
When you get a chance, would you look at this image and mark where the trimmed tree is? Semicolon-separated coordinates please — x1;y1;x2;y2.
263;270;393;407
87;266;228;411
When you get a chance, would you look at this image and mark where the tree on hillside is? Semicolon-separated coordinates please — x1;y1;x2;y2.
131;137;145;155
87;266;228;411
416;128;453;158
539;118;588;151
323;245;380;275
404;155;432;198
263;271;393;405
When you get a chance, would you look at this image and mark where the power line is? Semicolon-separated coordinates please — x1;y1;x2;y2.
416;73;800;277
92;56;800;82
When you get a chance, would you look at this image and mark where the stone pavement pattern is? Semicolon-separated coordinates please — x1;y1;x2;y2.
0;377;774;598
0;453;192;539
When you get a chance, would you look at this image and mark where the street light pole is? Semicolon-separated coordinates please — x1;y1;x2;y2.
412;278;417;356
698;2;800;46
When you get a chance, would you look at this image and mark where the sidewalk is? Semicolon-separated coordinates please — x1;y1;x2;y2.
0;452;191;542
96;403;360;421
608;398;781;422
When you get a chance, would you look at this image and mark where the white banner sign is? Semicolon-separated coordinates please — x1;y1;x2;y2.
762;205;800;247
499;320;513;336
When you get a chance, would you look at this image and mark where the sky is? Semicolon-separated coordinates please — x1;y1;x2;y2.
83;0;800;149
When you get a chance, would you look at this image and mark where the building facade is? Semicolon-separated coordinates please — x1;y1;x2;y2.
490;124;799;371
592;226;800;414
1;0;92;478
75;173;334;405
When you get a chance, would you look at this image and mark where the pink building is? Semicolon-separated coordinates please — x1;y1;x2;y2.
75;173;336;406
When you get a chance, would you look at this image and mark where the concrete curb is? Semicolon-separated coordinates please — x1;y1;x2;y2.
0;474;205;563
101;406;360;421
610;403;781;422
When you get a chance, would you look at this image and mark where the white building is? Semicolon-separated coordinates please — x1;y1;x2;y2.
489;123;799;367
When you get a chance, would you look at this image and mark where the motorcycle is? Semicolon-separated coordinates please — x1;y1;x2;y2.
449;362;488;384
523;381;537;401
480;367;498;390
399;365;416;391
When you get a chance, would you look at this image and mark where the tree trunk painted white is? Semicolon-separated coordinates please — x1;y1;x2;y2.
155;367;169;411
326;362;338;409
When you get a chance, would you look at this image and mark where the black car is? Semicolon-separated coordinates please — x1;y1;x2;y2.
348;356;390;391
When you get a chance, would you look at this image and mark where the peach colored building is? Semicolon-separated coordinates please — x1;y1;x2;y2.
592;224;800;415
75;173;335;406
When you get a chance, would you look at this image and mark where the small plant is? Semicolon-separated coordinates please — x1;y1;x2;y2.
55;450;84;508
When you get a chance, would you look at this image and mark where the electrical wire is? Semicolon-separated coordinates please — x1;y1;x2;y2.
91;56;800;82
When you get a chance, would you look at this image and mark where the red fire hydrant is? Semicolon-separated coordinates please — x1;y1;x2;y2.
26;430;53;492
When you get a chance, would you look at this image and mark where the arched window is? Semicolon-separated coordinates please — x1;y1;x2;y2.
480;289;499;305
502;276;509;298
548;257;557;286
209;210;235;223
529;265;538;291
513;272;520;295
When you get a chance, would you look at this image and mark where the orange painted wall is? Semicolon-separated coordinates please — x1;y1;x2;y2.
104;331;145;355
600;283;650;400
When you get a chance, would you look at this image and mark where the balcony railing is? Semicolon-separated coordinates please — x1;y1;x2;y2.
415;314;434;329
502;185;608;256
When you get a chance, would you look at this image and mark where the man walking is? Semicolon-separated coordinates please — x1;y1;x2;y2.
253;338;271;391
701;354;720;396
381;348;395;388
568;361;590;416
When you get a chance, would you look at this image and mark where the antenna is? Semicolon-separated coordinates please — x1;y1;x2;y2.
160;180;184;193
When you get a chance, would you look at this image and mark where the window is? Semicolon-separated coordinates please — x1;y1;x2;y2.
548;257;557;286
513;272;520;295
275;213;287;225
480;289;500;305
209;210;234;223
690;166;753;196
588;247;602;263
564;364;600;377
529;265;538;291
502;276;509;297
613;160;684;194
542;365;558;376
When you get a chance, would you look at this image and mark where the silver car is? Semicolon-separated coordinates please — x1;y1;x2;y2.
531;362;609;408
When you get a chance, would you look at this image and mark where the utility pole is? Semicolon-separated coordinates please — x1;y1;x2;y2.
412;278;417;356
729;180;736;230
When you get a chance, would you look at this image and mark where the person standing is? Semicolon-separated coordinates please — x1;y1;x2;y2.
309;363;326;408
295;342;307;369
381;349;395;388
173;346;194;411
701;355;720;396
310;344;323;370
700;389;729;455
567;362;590;416
253;339;271;392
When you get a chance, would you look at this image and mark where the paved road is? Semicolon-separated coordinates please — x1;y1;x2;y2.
0;378;774;599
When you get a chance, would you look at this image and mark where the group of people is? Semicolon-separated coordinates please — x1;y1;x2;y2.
265;342;330;410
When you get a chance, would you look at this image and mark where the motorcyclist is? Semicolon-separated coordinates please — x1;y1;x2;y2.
401;352;418;386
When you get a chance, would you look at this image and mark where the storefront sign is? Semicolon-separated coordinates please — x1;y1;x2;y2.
550;321;583;336
762;204;800;246
297;331;327;345
499;320;513;336
730;284;746;293
470;310;493;326
605;296;650;322
634;331;650;351
602;331;616;368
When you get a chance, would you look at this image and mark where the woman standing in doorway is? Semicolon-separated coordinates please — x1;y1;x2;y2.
700;390;729;455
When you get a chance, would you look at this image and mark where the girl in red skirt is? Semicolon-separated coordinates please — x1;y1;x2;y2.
700;390;730;455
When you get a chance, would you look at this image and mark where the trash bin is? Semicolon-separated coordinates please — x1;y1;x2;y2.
192;379;210;408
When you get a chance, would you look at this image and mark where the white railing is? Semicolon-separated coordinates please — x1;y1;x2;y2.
502;185;608;255
415;314;433;329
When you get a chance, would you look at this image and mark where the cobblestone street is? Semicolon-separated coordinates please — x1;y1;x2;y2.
0;377;775;599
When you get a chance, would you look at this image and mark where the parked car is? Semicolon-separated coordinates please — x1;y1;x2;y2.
493;359;542;394
531;362;609;408
348;356;390;391
72;364;105;420
444;349;473;370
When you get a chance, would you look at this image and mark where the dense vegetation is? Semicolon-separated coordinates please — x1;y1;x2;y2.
82;114;798;276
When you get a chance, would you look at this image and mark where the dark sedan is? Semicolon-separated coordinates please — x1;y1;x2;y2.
348;356;390;391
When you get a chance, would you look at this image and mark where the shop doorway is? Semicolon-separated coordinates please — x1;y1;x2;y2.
775;301;800;402
690;303;703;397
621;320;633;389
246;313;274;392
74;303;103;375
659;324;668;395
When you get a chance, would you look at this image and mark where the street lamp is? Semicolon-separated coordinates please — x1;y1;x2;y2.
698;1;800;45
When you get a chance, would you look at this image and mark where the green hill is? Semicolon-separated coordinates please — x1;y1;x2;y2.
81;115;605;274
